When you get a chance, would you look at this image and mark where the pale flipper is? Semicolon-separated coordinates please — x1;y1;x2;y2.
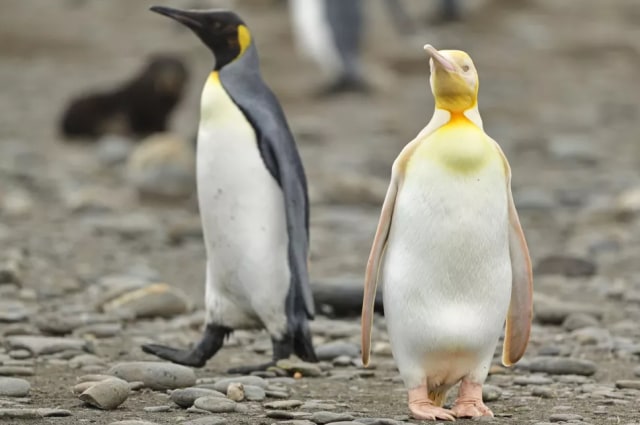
497;147;533;367
361;175;399;366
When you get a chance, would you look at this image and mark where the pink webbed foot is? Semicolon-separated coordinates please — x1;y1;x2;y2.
451;379;494;418
408;386;456;421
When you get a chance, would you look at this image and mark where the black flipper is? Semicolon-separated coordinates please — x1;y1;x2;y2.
141;324;231;368
219;44;318;364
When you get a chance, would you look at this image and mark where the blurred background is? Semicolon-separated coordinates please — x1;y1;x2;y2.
2;0;640;315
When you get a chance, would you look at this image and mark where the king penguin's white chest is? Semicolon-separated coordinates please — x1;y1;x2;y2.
382;123;513;383
195;72;289;323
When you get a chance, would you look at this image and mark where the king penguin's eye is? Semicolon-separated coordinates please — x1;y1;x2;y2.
461;65;470;72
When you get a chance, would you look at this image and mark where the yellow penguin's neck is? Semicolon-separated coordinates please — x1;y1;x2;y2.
411;106;496;175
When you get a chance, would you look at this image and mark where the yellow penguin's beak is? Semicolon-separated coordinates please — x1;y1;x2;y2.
424;44;456;73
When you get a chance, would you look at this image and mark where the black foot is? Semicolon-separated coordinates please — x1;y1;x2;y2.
227;361;277;375
141;343;208;367
141;324;231;368
315;76;371;98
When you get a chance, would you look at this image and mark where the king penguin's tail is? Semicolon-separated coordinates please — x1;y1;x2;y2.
293;318;318;363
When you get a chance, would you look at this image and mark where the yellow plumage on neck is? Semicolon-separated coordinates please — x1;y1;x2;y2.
410;113;498;175
237;25;251;58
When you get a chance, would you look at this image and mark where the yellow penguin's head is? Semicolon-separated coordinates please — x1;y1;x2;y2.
150;6;252;71
424;45;478;113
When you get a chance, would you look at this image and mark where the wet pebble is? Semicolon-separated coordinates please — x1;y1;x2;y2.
526;357;597;376
78;378;130;410
171;387;226;408
267;410;312;419
5;335;89;356
615;380;640;390
193;396;238;413
108;361;196;390
8;349;31;360
144;405;171;412
0;377;30;397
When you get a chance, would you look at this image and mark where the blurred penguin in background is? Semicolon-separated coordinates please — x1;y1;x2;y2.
289;0;369;96
60;55;189;140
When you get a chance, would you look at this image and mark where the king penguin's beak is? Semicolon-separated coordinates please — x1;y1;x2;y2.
424;44;456;73
150;6;204;30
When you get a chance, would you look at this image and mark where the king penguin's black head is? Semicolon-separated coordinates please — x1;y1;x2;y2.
150;6;251;70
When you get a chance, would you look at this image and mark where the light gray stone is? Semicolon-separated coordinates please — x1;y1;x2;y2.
171;387;226;408
5;335;88;356
180;416;227;425
79;378;129;410
193;396;237;413
310;411;355;424
211;375;266;392
243;384;265;401
0;377;30;397
264;400;303;409
526;357;597;376
315;341;360;361
108;361;196;390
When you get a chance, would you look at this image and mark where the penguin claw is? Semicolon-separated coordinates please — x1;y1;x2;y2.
141;343;207;368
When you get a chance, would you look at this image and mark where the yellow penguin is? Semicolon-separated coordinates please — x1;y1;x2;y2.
360;45;533;421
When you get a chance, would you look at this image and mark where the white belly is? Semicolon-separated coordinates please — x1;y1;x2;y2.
196;75;289;335
382;161;512;387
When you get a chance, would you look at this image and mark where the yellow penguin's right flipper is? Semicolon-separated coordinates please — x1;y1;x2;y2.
497;146;534;367
361;176;399;366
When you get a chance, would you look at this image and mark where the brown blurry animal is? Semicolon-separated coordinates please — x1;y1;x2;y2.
59;55;189;140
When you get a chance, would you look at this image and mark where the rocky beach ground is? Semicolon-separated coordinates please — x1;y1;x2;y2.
2;0;640;423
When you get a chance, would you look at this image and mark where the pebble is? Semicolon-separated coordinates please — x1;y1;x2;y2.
526;357;597;376
108;361;196;390
126;132;196;200
0;301;28;323
514;376;554;386
108;421;160;425
0;366;34;376
211;375;266;392
180;416;227;425
482;384;502;402
193;396;238;413
275;359;323;377
549;413;584;422
144;405;171;412
226;382;244;402
243;384;266;401
315;341;360;361
0;377;30;397
100;283;190;318
563;313;600;331
5;335;89;356
69;354;107;369
535;302;603;325
0;408;72;418
73;322;123;338
300;401;337;410
267;411;312;419
311;411;355;424
86;213;160;239
0;249;25;286
79;377;130;410
535;255;596;277
275;421;315;425
333;355;353;367
96;134;135;165
635;366;640;377
615;380;640;390
171;387;226;408
264;400;303;410
8;349;31;360
355;419;407;425
532;386;555;398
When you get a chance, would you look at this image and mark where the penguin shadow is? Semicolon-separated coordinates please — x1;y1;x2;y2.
58;55;189;142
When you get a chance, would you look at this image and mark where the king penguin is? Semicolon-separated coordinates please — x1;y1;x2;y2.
288;0;368;95
360;45;533;420
142;6;318;373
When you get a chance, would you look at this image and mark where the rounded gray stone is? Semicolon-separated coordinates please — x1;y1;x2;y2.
0;377;30;397
243;384;265;401
482;384;502;402
311;411;355;424
264;400;303;410
315;341;360;361
108;361;196;390
211;375;266;392
180;416;227;425
108;421;161;425
549;413;583;422
193;396;237;413
526;357;597;376
171;387;226;408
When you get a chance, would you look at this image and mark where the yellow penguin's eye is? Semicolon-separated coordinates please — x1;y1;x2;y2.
461;65;470;72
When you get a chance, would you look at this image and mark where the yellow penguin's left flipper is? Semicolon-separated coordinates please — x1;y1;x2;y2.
496;144;533;367
361;175;399;366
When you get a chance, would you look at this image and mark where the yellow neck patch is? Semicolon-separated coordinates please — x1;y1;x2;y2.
411;113;496;175
208;71;221;85
237;25;251;58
